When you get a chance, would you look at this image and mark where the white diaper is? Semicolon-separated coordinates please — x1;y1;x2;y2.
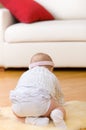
10;87;51;117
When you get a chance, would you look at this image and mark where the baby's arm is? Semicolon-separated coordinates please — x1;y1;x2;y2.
54;78;65;105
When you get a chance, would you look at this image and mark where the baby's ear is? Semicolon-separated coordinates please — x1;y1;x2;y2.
50;66;54;72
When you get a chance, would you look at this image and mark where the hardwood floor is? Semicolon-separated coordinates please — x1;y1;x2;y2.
0;68;86;107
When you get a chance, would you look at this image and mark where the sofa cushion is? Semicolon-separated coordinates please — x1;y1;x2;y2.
0;0;54;23
5;20;86;43
0;0;86;24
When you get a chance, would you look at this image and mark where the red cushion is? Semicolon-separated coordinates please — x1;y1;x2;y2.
0;0;54;23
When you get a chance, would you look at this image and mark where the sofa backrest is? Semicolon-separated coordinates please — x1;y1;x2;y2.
35;0;86;19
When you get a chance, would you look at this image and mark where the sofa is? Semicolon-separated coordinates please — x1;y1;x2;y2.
0;0;86;68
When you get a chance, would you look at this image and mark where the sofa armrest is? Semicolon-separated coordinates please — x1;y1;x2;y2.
0;8;16;42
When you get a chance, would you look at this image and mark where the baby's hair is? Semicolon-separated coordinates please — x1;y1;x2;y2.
30;53;53;64
29;53;54;70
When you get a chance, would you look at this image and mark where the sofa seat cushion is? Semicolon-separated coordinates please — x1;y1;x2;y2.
5;20;86;43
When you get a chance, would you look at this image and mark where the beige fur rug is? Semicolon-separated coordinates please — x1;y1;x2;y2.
0;101;86;130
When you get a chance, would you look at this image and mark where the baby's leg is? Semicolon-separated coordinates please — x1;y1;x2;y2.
13;111;25;123
25;117;49;126
43;98;66;118
12;109;49;126
50;109;67;129
13;109;49;126
49;99;67;129
43;98;67;129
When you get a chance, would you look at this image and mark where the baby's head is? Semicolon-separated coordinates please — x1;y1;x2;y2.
29;53;54;71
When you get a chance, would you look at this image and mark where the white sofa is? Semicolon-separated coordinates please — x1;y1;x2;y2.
0;0;86;68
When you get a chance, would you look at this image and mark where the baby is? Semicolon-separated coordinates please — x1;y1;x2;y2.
10;53;67;129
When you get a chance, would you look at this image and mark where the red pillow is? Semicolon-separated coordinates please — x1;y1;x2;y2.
0;0;54;23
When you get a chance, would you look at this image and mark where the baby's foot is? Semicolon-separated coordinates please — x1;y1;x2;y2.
25;117;49;126
50;109;67;130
